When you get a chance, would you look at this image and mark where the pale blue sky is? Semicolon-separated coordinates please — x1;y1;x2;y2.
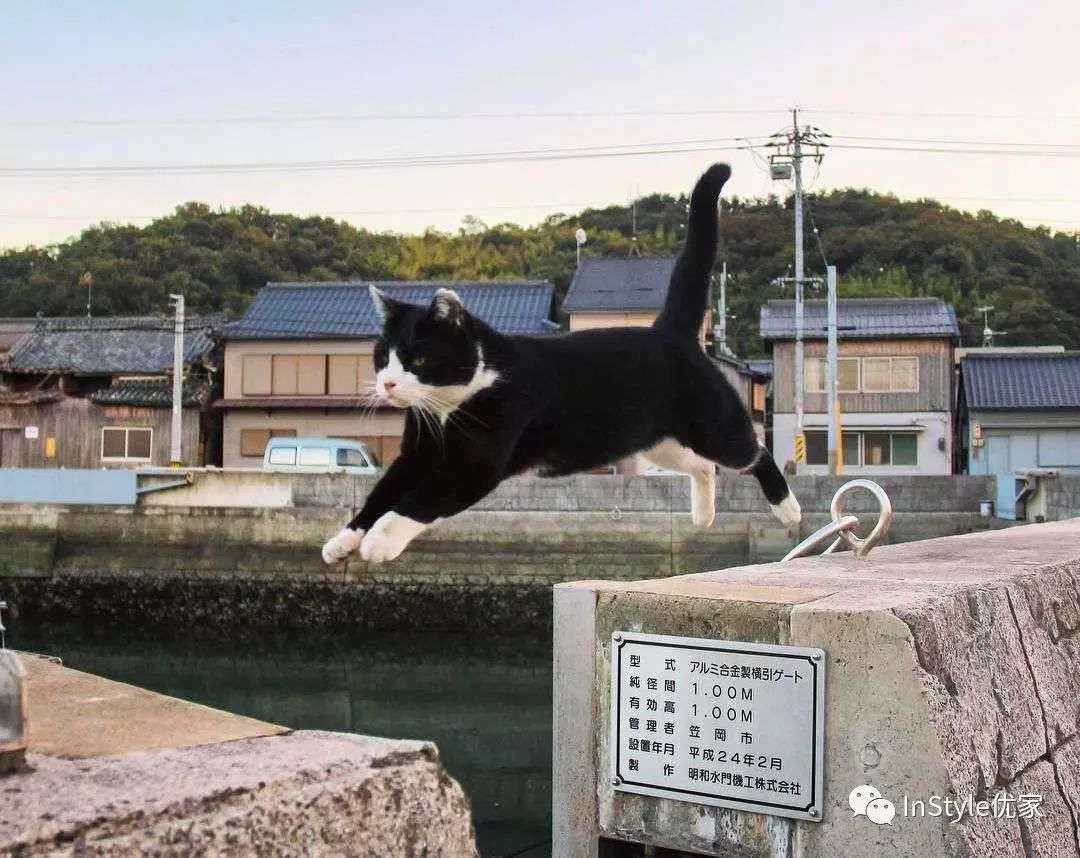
2;0;1078;248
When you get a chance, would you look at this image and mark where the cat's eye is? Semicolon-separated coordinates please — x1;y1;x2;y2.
411;356;426;368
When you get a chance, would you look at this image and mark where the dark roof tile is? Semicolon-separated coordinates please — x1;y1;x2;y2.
8;316;223;374
562;256;677;313
760;298;959;340
963;353;1080;410
90;378;211;408
222;280;557;340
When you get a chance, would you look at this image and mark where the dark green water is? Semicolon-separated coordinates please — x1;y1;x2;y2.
13;621;553;858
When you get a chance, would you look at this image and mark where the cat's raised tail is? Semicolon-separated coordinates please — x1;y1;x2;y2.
652;162;731;339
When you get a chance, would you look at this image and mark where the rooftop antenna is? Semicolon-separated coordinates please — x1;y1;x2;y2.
976;305;1001;348
575;228;587;268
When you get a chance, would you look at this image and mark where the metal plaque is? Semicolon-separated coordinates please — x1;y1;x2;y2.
610;631;825;821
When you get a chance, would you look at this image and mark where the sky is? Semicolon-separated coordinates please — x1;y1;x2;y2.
2;0;1078;249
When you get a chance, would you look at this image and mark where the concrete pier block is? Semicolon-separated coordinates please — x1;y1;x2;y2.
553;519;1080;857
7;654;477;856
3;731;477;856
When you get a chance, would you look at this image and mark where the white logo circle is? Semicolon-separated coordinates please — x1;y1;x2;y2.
848;784;882;816
866;797;896;825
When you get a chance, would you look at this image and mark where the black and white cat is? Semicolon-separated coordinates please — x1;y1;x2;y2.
322;163;800;565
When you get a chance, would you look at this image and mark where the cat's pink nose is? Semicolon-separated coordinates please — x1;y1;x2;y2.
383;381;397;391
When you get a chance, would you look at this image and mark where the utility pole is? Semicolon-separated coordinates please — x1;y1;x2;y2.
168;294;185;467
715;261;730;356
826;266;840;475
768;109;828;471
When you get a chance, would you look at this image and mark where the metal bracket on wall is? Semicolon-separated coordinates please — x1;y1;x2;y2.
782;479;893;561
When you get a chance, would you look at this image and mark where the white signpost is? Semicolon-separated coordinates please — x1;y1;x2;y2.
610;631;825;821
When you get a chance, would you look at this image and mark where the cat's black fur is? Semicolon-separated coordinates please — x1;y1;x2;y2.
327;163;796;561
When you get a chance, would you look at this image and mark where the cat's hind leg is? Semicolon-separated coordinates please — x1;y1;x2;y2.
673;372;801;528
641;439;716;527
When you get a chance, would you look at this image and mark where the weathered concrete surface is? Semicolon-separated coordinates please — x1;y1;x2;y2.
554;519;1080;858
3;731;477;857
21;653;285;758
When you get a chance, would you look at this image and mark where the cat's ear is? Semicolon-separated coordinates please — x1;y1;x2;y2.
429;288;466;325
369;285;407;323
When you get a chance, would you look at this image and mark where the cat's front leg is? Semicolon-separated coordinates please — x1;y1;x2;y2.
359;512;436;563
321;414;432;565
359;458;507;563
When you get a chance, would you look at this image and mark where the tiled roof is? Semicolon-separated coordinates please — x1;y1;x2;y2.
0;318;40;352
745;359;774;379
760;298;959;340
963;353;1080;410
90;378;211;408
562;256;678;313
7;316;223;375
221;281;558;340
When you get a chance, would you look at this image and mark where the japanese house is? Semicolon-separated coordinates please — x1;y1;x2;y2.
958;351;1080;516
0;316;222;468
760;298;959;475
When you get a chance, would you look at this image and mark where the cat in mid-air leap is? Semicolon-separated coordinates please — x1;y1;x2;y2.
322;162;800;565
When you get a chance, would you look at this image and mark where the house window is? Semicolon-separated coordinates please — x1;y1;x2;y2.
752;382;767;413
804;430;918;467
239;428;297;458
242;355;272;395
270;355;327;395
805;432;828;466
327;354;376;395
805;358;860;393
862;357;919;393
101;427;153;462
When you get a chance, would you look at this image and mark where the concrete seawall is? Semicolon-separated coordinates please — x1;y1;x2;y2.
7;654;477;856
1;474;1001;632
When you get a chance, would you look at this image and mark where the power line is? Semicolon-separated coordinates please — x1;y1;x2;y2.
0;137;771;178
0;108;790;126
831;134;1080;150
803;107;1080;121
828;143;1080;158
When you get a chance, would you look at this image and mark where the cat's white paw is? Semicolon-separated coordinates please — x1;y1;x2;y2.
771;493;802;527
360;512;427;563
322;527;364;564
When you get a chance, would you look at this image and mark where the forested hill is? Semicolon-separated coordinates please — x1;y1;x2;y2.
2;189;1078;356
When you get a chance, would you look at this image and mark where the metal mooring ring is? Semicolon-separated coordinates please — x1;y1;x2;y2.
829;479;893;557
781;479;893;562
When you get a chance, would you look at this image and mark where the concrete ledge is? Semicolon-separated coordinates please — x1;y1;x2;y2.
554;519;1080;858
4;731;477;856
22;653;285;759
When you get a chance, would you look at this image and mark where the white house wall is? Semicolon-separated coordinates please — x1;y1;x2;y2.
773;410;952;476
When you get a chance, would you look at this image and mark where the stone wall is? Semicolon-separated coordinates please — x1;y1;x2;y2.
1046;474;1080;521
0;475;998;633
